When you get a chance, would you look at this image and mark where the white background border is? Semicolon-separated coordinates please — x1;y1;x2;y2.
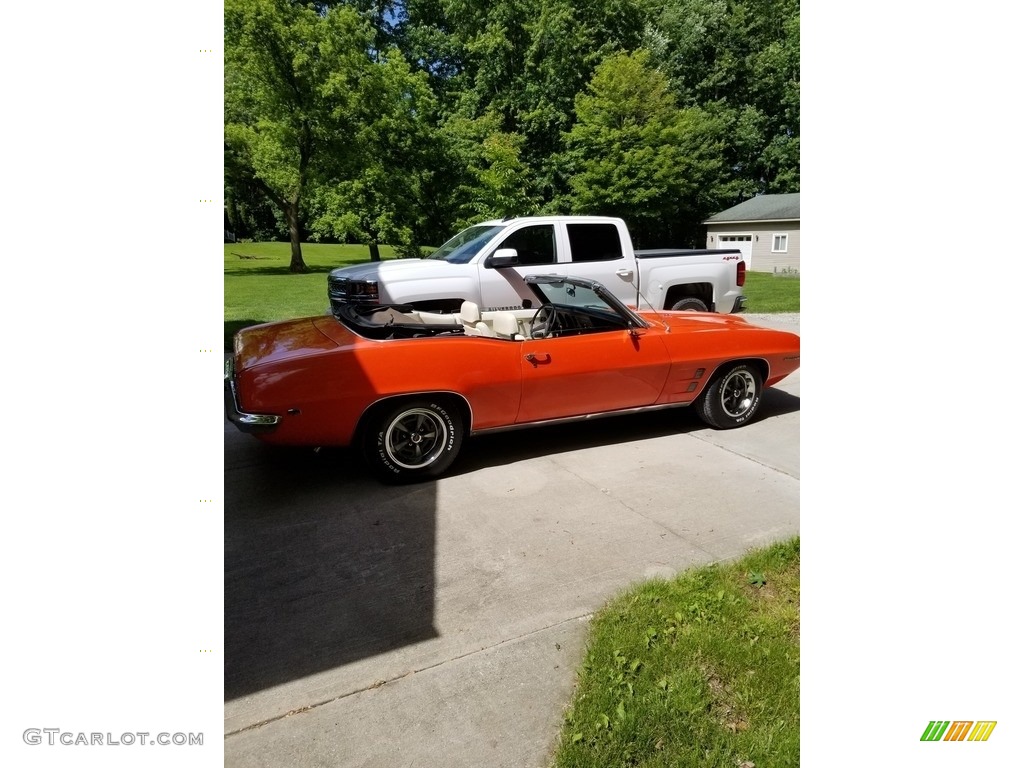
3;2;1021;765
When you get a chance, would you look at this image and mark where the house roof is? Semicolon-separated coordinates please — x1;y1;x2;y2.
703;193;799;224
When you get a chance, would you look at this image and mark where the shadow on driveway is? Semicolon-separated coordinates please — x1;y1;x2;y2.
225;433;439;701
223;386;799;700
451;387;800;476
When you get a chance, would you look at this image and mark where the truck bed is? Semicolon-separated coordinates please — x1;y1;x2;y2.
634;248;742;259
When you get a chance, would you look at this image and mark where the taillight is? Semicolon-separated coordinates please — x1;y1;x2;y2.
736;260;746;287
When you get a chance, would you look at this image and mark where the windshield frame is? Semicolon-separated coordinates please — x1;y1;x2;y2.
525;275;650;329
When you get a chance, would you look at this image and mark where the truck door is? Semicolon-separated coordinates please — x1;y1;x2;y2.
559;222;638;307
478;224;559;311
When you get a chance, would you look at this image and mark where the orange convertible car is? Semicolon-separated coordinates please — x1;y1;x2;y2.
226;276;799;483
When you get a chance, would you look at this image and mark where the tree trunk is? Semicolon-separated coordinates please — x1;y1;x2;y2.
286;199;308;273
368;241;381;262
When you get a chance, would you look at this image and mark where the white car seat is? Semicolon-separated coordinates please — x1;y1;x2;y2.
492;312;524;340
459;301;496;337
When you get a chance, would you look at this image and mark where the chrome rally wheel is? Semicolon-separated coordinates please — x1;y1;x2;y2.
363;399;463;482
697;363;763;429
720;368;758;418
384;407;450;470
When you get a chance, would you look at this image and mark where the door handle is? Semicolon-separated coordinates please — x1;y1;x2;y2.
615;269;634;279
525;353;551;366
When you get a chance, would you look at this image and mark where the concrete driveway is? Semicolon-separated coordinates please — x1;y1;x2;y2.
224;313;799;767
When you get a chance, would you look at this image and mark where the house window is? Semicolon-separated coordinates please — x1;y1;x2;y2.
772;234;788;253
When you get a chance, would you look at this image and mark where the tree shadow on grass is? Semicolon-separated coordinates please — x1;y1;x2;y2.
224;264;346;277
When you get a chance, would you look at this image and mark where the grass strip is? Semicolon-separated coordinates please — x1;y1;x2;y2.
742;271;800;313
553;538;799;768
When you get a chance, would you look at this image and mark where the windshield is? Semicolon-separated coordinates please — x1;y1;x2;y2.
426;225;506;264
530;277;649;328
533;280;609;312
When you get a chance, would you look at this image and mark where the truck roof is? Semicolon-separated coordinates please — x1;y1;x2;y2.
476;215;625;226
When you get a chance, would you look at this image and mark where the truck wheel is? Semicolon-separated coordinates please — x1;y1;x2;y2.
696;364;763;429
363;399;463;483
670;297;709;312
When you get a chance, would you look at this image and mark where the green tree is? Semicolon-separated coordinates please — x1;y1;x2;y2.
518;0;646;196
405;0;645;202
439;112;538;227
562;50;725;245
224;0;799;258
308;51;442;259
225;0;375;272
642;0;800;197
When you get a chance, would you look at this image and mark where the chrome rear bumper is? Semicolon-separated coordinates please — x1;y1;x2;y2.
224;358;281;433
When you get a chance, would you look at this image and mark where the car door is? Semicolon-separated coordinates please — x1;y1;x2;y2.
515;327;672;424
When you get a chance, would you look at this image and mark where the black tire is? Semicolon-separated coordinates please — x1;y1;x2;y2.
669;297;709;312
696;364;763;429
363;399;463;482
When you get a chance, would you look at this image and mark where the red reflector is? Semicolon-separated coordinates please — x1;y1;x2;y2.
737;260;746;286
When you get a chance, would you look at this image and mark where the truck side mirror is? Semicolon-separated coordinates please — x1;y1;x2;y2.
486;248;520;268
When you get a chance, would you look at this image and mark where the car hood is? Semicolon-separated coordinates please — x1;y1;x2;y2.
329;259;454;282
234;316;353;372
647;311;800;356
642;310;753;332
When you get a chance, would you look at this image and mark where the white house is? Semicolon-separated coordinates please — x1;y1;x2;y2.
703;193;800;273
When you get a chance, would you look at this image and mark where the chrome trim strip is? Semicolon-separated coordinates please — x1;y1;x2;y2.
470;400;694;435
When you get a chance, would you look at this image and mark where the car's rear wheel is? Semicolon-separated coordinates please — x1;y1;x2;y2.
363;399;463;483
696;363;763;428
669;297;709;312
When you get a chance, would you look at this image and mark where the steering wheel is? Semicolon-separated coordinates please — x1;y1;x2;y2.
530;306;557;339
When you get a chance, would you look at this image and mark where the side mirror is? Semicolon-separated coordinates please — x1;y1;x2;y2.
486;248;520;268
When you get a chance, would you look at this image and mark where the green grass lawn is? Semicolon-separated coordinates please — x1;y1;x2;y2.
553;538;799;768
742;271;800;313
224;241;399;316
224;242;403;348
224;243;799;347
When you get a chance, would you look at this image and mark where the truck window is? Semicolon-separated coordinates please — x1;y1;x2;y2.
499;225;555;266
566;223;623;262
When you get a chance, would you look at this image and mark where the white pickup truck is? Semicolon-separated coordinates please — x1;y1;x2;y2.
327;216;747;314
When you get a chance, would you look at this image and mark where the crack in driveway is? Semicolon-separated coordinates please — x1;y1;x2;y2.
225;611;594;738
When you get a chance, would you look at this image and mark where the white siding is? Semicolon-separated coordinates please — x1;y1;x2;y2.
706;221;800;273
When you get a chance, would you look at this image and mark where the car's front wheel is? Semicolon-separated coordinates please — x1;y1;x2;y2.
363;399;464;482
696;363;763;428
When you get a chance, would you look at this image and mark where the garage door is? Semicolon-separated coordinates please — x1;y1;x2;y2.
717;234;753;269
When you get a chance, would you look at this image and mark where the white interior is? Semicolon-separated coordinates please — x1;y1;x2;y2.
402;301;536;340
